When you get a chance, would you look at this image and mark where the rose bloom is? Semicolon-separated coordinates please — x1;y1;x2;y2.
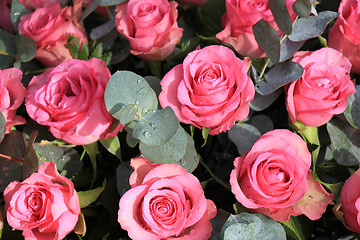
118;156;217;240
18;3;87;67
19;0;68;10
285;47;356;127
230;129;333;222
0;0;13;32
341;168;360;233
328;0;360;73
0;68;27;134
3;162;80;240
115;0;183;61
178;0;208;6
216;0;296;58
25;58;123;145
159;45;255;135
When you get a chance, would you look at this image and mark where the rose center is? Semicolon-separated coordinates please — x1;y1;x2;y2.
315;78;332;88
138;3;155;17
27;192;43;213
266;167;288;184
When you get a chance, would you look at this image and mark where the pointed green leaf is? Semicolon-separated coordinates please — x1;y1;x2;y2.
78;181;106;208
133;107;179;146
269;0;292;35
99;136;121;160
83;142;98;187
78;42;89;60
65;36;81;59
281;216;306;240
90;43;103;59
253;20;280;64
201;127;210;147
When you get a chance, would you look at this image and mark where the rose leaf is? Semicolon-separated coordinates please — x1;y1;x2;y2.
78;180;106;208
99;136;122;161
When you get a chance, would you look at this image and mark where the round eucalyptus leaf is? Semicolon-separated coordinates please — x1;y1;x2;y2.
176;133;199;173
15;34;36;62
228;123;261;156
0;112;5;144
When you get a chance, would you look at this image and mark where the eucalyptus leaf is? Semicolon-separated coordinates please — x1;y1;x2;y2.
0;112;6;144
99;0;127;6
269;0;292;35
249;89;282;111
99;136;121;160
133;107;179;146
253;19;280;64
81;0;101;21
293;0;312;18
78;181;106;208
221;213;286;240
176;133;199;173
288;11;339;42
22;131;39;179
279;38;305;62
118;104;139;125
256;60;303;95
228;123;261;156
15;34;36;62
104;70;158;120
116;162;132;196
344;85;360;129
0;29;16;57
10;0;30;33
90;19;116;40
83;142;98;187
327;118;360;166
125;127;140;148
139;126;188;164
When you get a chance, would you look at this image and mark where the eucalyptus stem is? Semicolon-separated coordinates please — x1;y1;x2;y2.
0;153;25;163
199;157;231;191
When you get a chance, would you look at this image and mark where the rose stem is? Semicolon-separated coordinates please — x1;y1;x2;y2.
199;157;231;191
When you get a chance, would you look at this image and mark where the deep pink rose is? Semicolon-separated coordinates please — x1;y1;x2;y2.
341;168;360;233
3;162;80;240
118;156;217;240
0;0;13;32
18;0;68;10
159;45;255;135
230;129;333;222
178;0;207;6
0;68;27;134
115;0;183;61
18;3;87;67
285;47;356;127
25;58;123;145
328;0;360;73
216;0;296;58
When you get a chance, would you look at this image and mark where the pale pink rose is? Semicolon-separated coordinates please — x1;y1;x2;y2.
25;58;123;145
178;0;207;6
118;156;217;240
18;0;68;10
3;162;80;240
341;168;360;233
19;3;87;67
0;68;27;134
115;0;183;61
328;0;360;73
285;47;356;127
0;0;13;32
230;129;333;222
159;45;255;135
216;0;296;58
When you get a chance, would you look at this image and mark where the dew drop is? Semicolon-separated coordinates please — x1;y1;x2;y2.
144;131;152;138
137;79;143;84
179;158;186;165
135;100;139;105
14;12;20;16
49;151;54;155
152;110;157;113
153;127;159;131
150;123;155;128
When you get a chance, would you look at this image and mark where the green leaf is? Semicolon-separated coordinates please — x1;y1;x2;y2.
74;212;87;237
99;0;127;6
78;42;89;60
81;0;101;21
249;89;282;111
99;136;121;161
293;0;312;18
256;60;303;95
221;213;286;240
253;19;280;64
0;112;6;144
288;11;339;42
139;126;188;164
0;29;16;57
344;85;360;129
83;142;98;188
15;34;36;62
10;0;30;33
117;104;139;125
176;133;199;173
78;181;106;208
228;123;261;156
281;216;306;240
279;38;305;62
22;131;39;179
269;0;292;35
90;20;115;40
326;118;360;166
133;107;179;147
201;127;210;147
104;70;158;120
90;43;103;59
102;50;112;66
116;162;132;196
65;35;81;59
124;127;140;148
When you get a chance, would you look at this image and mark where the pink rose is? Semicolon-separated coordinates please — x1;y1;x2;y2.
0;68;27;134
230;129;333;222
118;157;217;240
115;0;183;61
178;0;208;6
159;45;255;135
19;3;87;67
328;0;360;73
341;168;360;233
285;47;356;127
0;0;13;32
18;0;68;10
216;0;296;58
25;58;123;145
3;162;80;240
